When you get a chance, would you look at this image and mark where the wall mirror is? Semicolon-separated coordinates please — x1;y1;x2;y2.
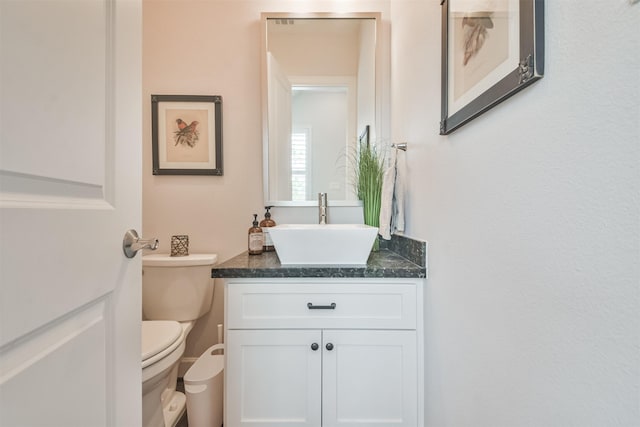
262;12;380;206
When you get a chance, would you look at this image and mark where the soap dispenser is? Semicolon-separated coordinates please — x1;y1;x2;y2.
248;214;264;255
260;206;276;252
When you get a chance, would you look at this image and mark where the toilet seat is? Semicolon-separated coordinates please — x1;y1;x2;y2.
142;320;183;369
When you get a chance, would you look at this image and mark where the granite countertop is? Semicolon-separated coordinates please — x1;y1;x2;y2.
212;243;426;279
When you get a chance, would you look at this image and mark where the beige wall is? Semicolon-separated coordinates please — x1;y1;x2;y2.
143;0;262;360
142;0;390;364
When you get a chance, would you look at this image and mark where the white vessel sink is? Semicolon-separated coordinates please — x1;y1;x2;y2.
268;224;379;265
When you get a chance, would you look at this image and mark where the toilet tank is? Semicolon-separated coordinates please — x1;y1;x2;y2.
142;254;218;321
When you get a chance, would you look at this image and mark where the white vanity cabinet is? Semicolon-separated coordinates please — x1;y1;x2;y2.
224;278;424;427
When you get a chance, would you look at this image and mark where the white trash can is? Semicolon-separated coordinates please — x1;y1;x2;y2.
184;344;224;427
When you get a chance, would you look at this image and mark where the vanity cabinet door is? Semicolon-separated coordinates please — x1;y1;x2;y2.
226;329;322;427
322;330;418;427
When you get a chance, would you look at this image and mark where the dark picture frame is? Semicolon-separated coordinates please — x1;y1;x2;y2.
151;95;223;175
440;0;544;135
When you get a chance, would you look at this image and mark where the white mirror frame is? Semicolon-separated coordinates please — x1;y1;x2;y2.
261;12;383;207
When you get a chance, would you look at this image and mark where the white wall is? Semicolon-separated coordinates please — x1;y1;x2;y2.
391;1;640;426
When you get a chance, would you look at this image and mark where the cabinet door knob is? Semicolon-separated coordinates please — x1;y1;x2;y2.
311;343;319;351
325;343;334;351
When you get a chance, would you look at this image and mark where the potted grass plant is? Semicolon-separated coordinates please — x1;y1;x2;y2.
354;139;384;251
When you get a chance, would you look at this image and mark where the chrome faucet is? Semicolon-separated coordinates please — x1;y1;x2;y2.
318;192;328;224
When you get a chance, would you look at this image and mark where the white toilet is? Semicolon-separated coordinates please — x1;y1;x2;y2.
141;253;218;427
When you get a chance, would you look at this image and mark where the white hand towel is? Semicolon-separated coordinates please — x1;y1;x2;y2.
379;148;397;240
393;148;406;233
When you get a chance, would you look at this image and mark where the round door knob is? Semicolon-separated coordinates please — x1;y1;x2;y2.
325;343;334;351
311;343;319;351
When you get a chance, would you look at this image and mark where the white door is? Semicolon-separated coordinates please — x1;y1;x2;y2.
266;52;292;201
226;329;322;427
322;330;418;427
0;1;142;426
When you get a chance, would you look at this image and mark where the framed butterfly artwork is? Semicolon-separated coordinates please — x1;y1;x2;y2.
440;0;544;135
151;95;223;175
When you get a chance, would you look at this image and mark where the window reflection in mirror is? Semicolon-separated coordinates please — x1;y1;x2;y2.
263;14;378;206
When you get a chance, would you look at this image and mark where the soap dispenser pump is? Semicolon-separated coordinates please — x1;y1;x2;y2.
248;214;264;255
260;206;276;252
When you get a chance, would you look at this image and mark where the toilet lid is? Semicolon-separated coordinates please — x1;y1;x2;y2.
142;253;217;267
141;320;182;363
